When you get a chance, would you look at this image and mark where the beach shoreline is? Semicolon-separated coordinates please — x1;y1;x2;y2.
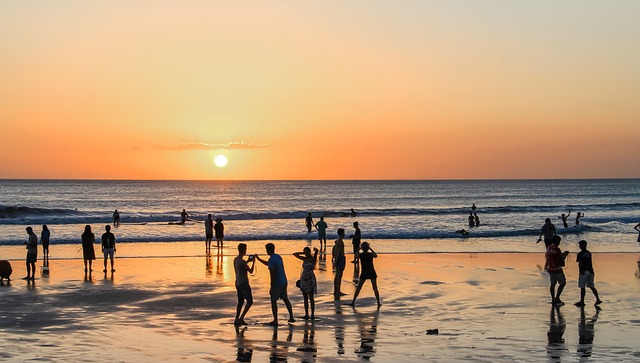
1;249;639;362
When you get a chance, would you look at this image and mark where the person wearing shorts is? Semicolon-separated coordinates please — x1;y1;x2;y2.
24;227;38;280
256;243;294;325
234;243;255;325
545;235;568;305
332;228;347;300
574;240;602;307
101;225;116;273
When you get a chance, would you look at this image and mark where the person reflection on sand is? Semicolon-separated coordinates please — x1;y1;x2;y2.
296;320;317;356
577;306;601;359
234;326;253;362
334;303;345;355
354;307;380;360
546;305;567;361
269;324;293;362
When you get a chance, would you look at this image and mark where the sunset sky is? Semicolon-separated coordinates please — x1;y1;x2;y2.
2;1;639;180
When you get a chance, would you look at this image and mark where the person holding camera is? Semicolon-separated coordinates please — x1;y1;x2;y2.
293;247;319;320
233;243;256;326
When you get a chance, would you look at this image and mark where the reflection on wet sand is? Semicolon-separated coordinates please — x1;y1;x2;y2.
206;256;213;277
577;306;600;359
635;257;640;278
354;307;380;360
296;320;317;360
269;324;293;362
216;252;224;277
234;326;253;362
334;303;345;355
318;246;327;272
352;263;360;285
546;305;567;361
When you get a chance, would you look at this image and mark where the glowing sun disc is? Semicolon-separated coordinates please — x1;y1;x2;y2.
214;155;228;167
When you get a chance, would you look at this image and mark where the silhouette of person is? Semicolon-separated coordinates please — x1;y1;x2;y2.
546;305;567;361
635;222;640;242
112;209;120;226
545;235;568;305
305;213;313;232
574;240;602;307
473;213;480;227
234;243;256;326
354;307;380;359
314;217;328;248
293;247;319;320
350;222;361;263
468;212;475;228
350;208;357;217
41;225;50;261
349;242;381;306
24;227;37;280
205;214;213;254
537;218;557;247
180;209;188;224
256;243;295;325
577;306;600;358
558;210;572;228
81;225;96;273
214;217;224;249
332;228;347;300
471;203;477;211
576;212;584;226
101;225;116;273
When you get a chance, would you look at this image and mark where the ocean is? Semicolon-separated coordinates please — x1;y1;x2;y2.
1;179;639;256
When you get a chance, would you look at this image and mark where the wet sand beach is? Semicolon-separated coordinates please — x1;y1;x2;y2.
1;248;639;362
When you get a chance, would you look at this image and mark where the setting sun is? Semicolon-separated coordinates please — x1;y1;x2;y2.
214;155;228;168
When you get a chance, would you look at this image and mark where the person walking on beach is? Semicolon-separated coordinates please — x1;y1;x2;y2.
256;243;295;325
101;225;116;273
81;225;96;273
574;240;602;307
332;228;347;300
538;218;557;247
234;243;256;326
545;235;569;306
349;242;381;307
293;247;319;319
112;209;120;226
205;214;213;254
305;213;314;233
314;217;328;249
473;213;480;227
24;227;37;280
558;210;572;228
350;222;361;264
575;212;584;226
214;217;224;249
41;225;50;261
180;209;189;224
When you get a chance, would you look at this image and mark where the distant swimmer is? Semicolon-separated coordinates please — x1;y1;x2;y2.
350;208;357;217
455;229;469;236
635;222;640;242
181;209;189;224
537;218;557;247
474;213;480;227
575;212;584;226
468;212;475;228
558;210;572;228
112;209;120;226
305;212;313;233
471;203;477;211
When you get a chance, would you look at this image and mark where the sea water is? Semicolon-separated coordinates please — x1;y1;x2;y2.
1;179;639;256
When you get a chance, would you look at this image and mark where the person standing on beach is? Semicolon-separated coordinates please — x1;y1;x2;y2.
205;214;213;254
293;247;319;319
558;210;572;228
256;243;295;325
24;227;37;280
180;209;189;224
545;235;569;306
81;225;96;273
538;218;557;247
332;228;347;299
314;217;328;249
349;242;381;307
233;243;256;326
305;213;314;233
41;225;50;261
101;225;116;273
575;212;584;226
214;218;224;249
112;209;120;226
350;222;361;264
574;240;602;307
634;222;640;242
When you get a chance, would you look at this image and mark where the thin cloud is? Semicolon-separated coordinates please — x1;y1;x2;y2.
158;141;270;151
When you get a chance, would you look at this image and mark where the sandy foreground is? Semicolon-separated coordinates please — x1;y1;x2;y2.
1;249;640;362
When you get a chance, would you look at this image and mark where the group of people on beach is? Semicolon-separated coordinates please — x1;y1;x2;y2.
537;218;602;307
233;225;380;327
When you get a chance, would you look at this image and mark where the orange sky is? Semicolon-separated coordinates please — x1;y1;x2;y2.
1;2;639;180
